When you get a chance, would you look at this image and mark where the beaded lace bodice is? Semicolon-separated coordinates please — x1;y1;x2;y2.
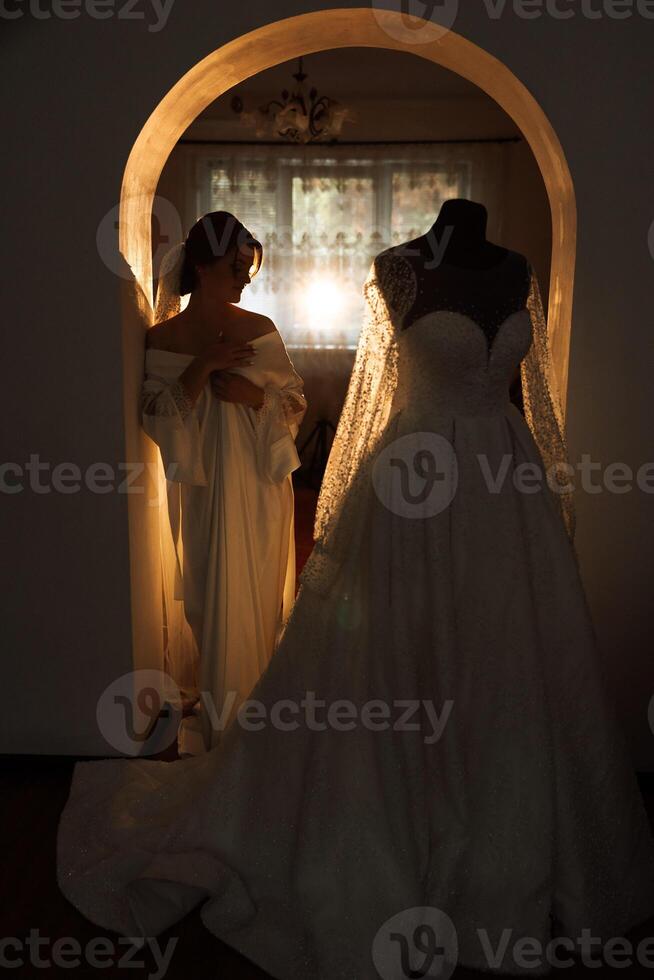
300;247;575;597
402;250;531;353
391;307;533;423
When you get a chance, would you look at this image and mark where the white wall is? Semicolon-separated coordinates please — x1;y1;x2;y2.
2;2;653;764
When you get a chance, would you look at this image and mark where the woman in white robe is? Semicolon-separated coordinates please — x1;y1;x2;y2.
141;212;307;752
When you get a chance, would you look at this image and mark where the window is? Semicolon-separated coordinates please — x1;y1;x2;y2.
188;141;508;349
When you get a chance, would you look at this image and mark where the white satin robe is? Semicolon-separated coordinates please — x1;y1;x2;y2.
141;329;307;752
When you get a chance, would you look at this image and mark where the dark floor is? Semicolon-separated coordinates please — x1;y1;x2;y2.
2;752;654;978
4;476;654;977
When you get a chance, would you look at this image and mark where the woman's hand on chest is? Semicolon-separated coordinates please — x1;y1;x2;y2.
210;371;265;410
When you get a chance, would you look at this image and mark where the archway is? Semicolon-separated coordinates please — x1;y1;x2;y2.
120;7;577;672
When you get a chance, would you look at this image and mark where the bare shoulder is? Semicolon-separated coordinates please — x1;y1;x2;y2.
233;308;278;341
146;319;172;351
145;314;184;351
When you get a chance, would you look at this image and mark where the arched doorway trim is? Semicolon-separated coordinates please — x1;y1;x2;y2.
119;8;576;672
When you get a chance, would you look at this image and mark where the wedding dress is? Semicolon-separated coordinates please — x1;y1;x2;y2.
57;249;654;978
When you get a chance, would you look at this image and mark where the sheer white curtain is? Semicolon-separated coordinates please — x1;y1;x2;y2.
171;140;511;349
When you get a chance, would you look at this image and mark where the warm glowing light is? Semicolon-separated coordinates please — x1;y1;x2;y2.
301;276;347;329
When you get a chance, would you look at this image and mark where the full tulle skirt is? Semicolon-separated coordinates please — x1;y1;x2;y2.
57;404;654;978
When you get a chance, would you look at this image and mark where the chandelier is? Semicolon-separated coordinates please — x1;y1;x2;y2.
231;57;355;144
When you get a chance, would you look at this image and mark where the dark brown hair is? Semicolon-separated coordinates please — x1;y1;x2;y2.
179;211;263;296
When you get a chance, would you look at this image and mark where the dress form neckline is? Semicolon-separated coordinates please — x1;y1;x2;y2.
427;247;513;273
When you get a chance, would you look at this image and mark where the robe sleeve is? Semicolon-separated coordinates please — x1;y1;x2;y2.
251;366;308;485
140;374;208;486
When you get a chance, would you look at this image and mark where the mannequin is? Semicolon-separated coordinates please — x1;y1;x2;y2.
397;198;530;407
400;198;530;337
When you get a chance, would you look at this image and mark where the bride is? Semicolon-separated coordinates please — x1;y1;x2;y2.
57;200;654;978
142;211;307;752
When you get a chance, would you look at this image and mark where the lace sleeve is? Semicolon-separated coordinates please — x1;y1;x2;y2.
140;375;207;486
142;378;194;420
312;251;415;544
521;262;576;544
299;250;416;597
254;368;308;440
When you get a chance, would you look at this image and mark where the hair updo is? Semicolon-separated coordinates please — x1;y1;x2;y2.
179;211;263;297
